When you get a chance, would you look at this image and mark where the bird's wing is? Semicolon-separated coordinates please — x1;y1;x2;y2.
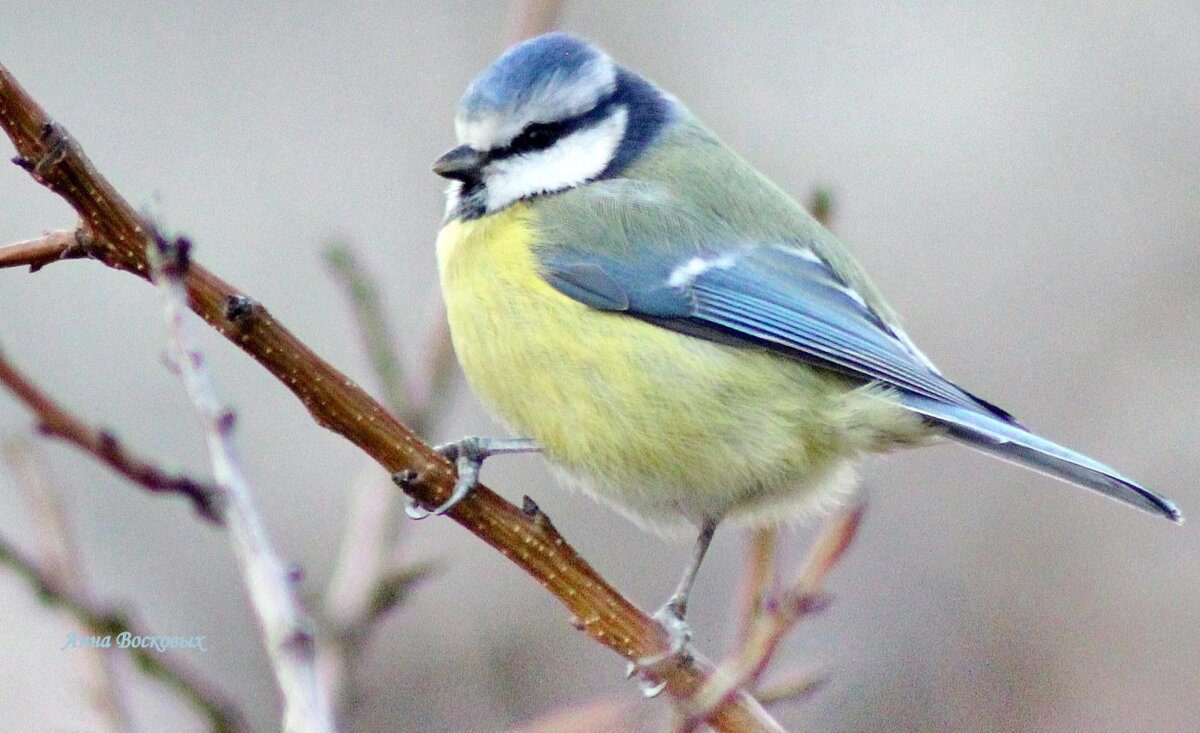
539;235;1008;418
531;187;1179;521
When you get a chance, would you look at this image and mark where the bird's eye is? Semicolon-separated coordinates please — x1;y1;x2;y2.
510;121;564;153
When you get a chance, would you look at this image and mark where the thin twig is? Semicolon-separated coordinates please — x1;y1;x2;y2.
0;59;782;732
0;227;89;271
720;185;839;713
318;467;428;721
322;241;412;424
676;505;866;732
754;669;825;707
723;185;836;691
406;0;564;433
321;238;445;723
404;0;568;429
405;288;458;436
733;527;778;650
0;344;223;523
320;469;397;623
319;241;418;724
320;0;561;723
0;529;245;732
508;0;564;40
147;233;335;733
720;185;839;714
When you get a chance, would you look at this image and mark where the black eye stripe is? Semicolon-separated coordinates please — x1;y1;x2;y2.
492;90;621;161
509;120;567;153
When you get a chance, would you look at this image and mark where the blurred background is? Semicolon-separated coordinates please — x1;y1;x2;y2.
1;2;1197;731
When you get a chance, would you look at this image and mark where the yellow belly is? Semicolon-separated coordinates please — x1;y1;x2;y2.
436;204;929;527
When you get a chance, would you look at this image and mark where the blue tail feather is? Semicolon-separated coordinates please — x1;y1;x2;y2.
898;394;1181;522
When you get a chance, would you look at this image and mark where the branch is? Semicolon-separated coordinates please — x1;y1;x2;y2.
676;505;866;731
318;465;433;721
147;234;334;732
0;340;223;523
0;228;89;271
509;0;564;39
322;241;413;425
321;238;437;721
319;241;447;719
404;0;570;436
319;3;566;722
0;62;781;731
718;185;840;713
754;670;824;707
733;527;778;650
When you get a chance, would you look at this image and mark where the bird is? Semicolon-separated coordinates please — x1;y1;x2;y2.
418;31;1180;663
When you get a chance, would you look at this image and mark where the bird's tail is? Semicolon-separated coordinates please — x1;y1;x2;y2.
897;393;1181;521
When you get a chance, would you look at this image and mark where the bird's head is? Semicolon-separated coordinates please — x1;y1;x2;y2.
434;32;677;220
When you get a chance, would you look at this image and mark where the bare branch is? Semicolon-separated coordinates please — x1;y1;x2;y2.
0;59;782;732
0;228;89;271
754;669;825;707
318;466;426;721
789;503;864;591
147;233;335;732
509;0;564;41
320;237;450;722
320;4;576;717
733;527;778;650
676;505;866;731
322;241;412;423
0;347;223;522
322;471;399;627
404;288;459;436
317;0;567;707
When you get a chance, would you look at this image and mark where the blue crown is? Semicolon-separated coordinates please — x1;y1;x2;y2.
460;33;608;116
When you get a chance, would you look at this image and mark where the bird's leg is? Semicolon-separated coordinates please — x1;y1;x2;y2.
400;437;540;519
660;516;719;624
627;516;720;697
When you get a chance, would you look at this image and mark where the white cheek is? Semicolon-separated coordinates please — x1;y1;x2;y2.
483;106;629;213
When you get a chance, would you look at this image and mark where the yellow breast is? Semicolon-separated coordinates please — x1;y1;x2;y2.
435;204;928;526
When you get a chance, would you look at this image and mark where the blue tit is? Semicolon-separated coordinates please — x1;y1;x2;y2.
422;32;1180;643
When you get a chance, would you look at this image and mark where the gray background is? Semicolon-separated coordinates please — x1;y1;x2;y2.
1;2;1197;731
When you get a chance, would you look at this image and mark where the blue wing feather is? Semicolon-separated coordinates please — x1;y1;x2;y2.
543;243;1000;415
537;241;1180;521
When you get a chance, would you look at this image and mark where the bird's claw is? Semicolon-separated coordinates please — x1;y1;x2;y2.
624;603;694;698
402;437;539;520
633;675;668;699
402;440;482;519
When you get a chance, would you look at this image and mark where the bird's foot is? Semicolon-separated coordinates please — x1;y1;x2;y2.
625;599;694;698
401;436;539;519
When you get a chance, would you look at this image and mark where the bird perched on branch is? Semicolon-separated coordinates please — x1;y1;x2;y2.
418;31;1180;669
